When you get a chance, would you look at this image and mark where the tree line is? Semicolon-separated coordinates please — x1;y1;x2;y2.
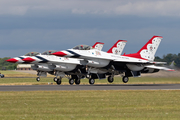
0;53;180;70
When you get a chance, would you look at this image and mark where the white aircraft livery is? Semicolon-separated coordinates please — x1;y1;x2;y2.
7;36;174;85
53;36;174;84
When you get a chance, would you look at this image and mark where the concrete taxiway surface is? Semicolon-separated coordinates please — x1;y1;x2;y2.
0;84;180;91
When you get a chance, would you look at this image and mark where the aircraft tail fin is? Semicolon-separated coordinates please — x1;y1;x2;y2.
92;42;104;51
123;36;162;61
107;40;127;55
137;36;162;61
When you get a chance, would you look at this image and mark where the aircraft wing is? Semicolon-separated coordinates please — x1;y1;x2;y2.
113;57;150;64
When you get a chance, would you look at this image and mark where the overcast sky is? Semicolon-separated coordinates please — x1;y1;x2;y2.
0;0;180;58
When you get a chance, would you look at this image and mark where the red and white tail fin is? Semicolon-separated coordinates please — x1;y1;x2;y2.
107;40;127;55
137;36;162;61
123;36;162;61
92;42;104;51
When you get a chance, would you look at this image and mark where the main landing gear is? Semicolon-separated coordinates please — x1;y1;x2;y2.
56;77;62;85
68;78;81;85
53;77;62;85
122;76;129;83
107;75;129;83
87;75;114;85
53;75;82;85
70;75;81;85
75;78;81;85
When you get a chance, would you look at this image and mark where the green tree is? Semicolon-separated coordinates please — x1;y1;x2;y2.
155;53;180;68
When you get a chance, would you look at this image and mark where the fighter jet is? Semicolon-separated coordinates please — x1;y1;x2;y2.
86;40;127;84
22;42;105;85
53;36;174;84
6;52;40;63
6;51;59;82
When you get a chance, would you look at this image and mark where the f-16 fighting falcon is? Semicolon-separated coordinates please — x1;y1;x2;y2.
6;52;40;63
6;51;58;82
85;40;127;84
52;36;174;84
21;42;106;85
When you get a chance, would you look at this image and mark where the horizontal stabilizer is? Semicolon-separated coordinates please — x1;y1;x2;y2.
145;65;175;71
150;62;167;65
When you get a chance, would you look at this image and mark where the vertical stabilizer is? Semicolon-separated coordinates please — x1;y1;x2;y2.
107;40;127;55
137;36;162;61
123;36;162;61
92;42;104;51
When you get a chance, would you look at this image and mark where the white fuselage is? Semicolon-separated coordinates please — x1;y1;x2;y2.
60;49;149;72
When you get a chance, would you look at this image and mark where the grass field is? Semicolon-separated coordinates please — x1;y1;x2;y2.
0;90;180;120
0;71;180;119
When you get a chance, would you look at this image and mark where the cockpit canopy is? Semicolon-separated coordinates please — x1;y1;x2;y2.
24;52;40;56
42;50;57;55
72;45;92;50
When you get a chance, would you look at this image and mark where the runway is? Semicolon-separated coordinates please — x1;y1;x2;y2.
0;84;180;91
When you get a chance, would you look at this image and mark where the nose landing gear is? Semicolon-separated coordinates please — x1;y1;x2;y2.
36;77;40;82
89;78;95;85
69;78;74;85
107;76;114;83
54;77;58;82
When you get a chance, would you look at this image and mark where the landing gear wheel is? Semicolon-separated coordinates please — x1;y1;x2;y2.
75;79;80;85
69;78;74;85
56;78;62;85
54;77;58;82
36;77;40;82
122;76;129;83
107;76;114;83
89;78;95;85
0;74;4;78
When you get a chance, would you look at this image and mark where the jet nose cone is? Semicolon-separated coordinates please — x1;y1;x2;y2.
52;51;67;56
22;57;35;62
6;58;18;63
